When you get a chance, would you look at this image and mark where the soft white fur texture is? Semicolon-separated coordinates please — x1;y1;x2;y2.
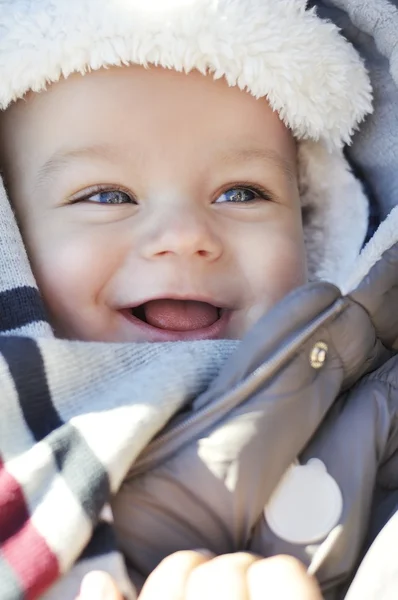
342;205;398;294
0;0;372;148
298;140;369;285
0;0;374;285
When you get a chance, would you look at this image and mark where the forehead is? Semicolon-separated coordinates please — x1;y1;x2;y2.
1;64;297;185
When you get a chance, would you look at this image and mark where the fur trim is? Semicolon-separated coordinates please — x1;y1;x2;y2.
299;140;369;286
342;205;398;294
0;0;372;148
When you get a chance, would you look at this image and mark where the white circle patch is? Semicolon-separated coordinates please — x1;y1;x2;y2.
264;459;343;545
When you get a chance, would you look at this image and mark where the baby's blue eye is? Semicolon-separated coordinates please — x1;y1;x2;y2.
215;187;259;204
87;190;134;204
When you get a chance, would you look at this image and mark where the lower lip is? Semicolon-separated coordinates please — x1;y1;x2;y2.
119;308;231;342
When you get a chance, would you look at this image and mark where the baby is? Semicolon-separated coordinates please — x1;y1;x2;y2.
2;1;398;600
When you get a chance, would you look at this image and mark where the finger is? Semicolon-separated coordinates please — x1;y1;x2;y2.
247;556;323;600
78;571;124;600
185;552;258;600
138;550;213;600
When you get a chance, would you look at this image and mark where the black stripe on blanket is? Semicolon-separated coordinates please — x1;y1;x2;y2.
81;521;117;559
0;286;48;332
0;337;63;440
48;425;111;523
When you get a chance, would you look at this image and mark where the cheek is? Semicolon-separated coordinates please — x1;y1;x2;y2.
232;213;307;305
23;223;124;336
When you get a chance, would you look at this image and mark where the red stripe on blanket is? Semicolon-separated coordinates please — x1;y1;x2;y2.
2;520;60;599
0;459;29;543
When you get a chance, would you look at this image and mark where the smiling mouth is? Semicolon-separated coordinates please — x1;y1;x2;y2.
131;299;222;332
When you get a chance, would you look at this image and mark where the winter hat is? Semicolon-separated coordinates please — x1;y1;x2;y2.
0;0;373;286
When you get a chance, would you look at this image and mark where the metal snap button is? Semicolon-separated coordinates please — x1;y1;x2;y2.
310;341;328;369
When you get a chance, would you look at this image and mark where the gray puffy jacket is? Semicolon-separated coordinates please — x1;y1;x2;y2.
112;242;398;599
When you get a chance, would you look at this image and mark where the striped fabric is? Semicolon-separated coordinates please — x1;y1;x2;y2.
0;179;236;598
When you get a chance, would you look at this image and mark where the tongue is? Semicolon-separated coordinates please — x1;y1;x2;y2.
143;300;219;331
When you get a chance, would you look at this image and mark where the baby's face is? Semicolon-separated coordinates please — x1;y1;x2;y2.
1;65;307;341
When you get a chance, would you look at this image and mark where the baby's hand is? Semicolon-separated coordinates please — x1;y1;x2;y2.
139;551;322;600
78;551;323;600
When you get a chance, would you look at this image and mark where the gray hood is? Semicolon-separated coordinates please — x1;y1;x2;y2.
316;0;398;220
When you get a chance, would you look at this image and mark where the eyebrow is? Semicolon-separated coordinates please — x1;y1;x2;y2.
34;144;121;191
216;146;297;183
35;142;296;191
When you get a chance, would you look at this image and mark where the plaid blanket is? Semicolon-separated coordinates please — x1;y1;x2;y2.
0;179;237;599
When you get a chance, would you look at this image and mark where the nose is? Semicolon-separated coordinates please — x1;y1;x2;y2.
139;207;223;261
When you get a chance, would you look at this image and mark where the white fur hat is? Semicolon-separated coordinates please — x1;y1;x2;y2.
0;0;373;285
